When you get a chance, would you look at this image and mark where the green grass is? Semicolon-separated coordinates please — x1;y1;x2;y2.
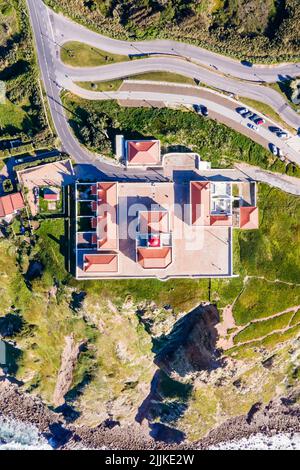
82;278;210;313
34;218;70;286
61;41;130;67
16;296;98;403
128;71;196;84
237;185;300;283
239;97;295;134
233;278;300;325
233;310;295;344
0;100;27;130
76;72;195;92
268;82;299;112
290;308;300;327
260;324;300;349
0;1;17;44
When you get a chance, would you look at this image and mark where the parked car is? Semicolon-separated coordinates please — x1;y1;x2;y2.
270;143;277;155
247;123;259;131
254;117;265;125
277;131;288;139
243;111;253;119
269;126;282;133
193;104;208;117
14;157;25;164
249;113;257;120
241;60;253;67
269;143;283;156
236;107;249;115
200;105;208;117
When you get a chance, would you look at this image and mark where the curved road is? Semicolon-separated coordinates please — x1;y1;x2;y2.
27;0;300;184
59;57;300;131
46;0;300;131
51;2;300;83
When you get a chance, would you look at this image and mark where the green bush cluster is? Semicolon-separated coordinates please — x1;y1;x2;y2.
13;155;67;172
63;95;300;176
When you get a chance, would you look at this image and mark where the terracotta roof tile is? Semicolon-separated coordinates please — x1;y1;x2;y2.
0;192;24;218
127;140;160;165
84;254;118;273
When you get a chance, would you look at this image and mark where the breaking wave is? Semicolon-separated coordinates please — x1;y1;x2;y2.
0;417;53;450
209;432;300;450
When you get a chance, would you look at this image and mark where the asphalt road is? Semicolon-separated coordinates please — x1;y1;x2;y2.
26;0;300;187
48;5;300;131
50;2;300;83
58;57;300;131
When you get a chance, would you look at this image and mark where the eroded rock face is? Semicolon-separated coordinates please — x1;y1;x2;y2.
155;304;220;381
53;334;86;408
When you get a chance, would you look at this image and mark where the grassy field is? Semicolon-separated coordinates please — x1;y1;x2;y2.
61;41;130;67
127;71;195;84
44;0;300;63
61;94;300;176
233;279;300;325
233;310;295;344
81;278;210;314
290;309;300;327
237;185;300;283
34;218;71;286
76;72;195;92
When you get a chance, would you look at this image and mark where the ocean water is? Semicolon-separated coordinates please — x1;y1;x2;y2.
0;417;53;450
209;432;300;450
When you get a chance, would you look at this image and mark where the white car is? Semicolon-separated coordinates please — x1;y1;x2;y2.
270;143;283;157
247;123;259;131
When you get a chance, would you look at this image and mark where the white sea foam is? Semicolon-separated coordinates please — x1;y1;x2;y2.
209;432;300;450
0;417;52;450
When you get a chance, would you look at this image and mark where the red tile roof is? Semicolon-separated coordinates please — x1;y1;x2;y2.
83;254;118;273
127;140;160;165
190;181;210;225
44;193;59;201
138;247;172;269
210;214;232;226
0;192;24;218
240;206;259;229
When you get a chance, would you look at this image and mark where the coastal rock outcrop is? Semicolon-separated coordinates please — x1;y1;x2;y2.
154;304;220;381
